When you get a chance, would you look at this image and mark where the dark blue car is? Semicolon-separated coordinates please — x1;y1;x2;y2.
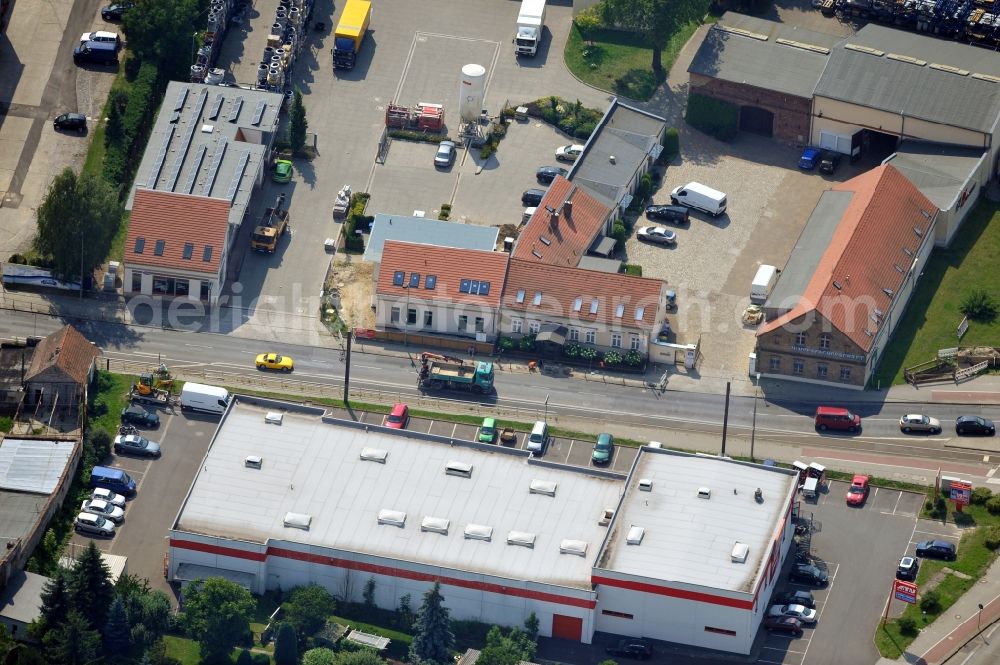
799;147;822;170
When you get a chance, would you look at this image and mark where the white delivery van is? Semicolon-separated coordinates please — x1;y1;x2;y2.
180;382;232;415
751;264;778;304
670;182;727;217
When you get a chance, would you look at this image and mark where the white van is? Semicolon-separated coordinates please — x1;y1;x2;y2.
670;182;727;217
526;420;549;455
180;382;232;416
751;264;778;303
80;31;121;47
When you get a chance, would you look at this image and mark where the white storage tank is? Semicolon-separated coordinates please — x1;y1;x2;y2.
459;64;486;123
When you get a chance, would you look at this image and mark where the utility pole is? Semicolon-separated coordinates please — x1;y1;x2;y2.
751;372;761;462
544;393;550;422
343;330;352;405
721;381;730;456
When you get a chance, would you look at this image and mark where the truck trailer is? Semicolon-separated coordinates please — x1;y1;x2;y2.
515;0;546;56
333;0;372;69
418;352;495;394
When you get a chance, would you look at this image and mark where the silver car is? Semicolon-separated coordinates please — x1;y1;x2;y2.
114;433;161;457
81;498;125;524
899;414;942;434
74;512;115;537
434;140;456;168
90;487;126;508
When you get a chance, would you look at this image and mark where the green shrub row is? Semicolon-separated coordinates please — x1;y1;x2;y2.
685;93;738;142
522;96;603;140
103;62;164;193
342;192;372;252
388;129;451;144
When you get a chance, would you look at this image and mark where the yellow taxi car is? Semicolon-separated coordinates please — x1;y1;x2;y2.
255;353;294;372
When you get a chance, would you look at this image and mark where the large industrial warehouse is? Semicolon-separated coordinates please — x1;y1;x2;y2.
168;399;798;653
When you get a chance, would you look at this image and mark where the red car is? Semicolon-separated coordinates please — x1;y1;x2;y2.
846;475;869;506
385;403;409;429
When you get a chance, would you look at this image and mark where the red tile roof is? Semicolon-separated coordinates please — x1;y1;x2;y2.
376;241;509;308
759;165;936;351
25;325;98;384
511;176;612;267
503;259;664;331
124;189;230;274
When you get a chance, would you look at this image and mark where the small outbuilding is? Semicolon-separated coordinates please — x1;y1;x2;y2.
24;325;98;410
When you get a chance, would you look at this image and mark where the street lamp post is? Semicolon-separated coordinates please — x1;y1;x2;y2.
544;393;550;423
403;284;410;347
751;372;761;462
978;602;985;634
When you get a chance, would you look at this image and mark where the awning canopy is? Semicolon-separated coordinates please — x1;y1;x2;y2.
536;323;568;346
589;235;616;257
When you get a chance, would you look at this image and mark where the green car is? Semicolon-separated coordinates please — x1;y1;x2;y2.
479;417;497;443
592;433;614;465
273;159;293;183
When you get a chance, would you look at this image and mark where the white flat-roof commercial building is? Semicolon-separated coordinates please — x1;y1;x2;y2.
168;400;797;652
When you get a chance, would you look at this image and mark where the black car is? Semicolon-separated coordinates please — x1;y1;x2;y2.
763;616;803;637
101;3;133;21
605;640;652;660
772;590;815;609
896;556;919;581
789;563;828;586
121;404;160;428
818;151;841;175
645;204;690;224
956;415;995;436
536;166;568;184
53;113;87;133
521;188;546;206
916;539;957;560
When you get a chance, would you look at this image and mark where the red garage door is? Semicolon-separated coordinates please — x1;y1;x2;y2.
552;614;583;641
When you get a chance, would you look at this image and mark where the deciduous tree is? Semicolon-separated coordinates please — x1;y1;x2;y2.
409;582;453;665
180;577;255;664
283;583;336;637
476;626;536;665
598;0;709;75
303;648;337;665
122;0;202;81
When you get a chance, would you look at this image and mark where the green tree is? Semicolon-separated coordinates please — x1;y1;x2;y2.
180;577;256;664
409;582;453;665
523;612;539;642
236;649;254;665
68;542;115;631
274;622;299;665
144;639;182;665
362;577;376;610
476;626;536;665
333;651;387;665
33;168;122;282
289;88;308;154
44;610;101;665
303;648;337;665
0;624;14;659
122;0;202;81
38;569;72;633
283;583;336;637
103;597;131;658
598;0;709;76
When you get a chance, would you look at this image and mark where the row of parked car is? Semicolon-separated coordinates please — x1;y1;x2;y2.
815;406;996;436
897;540;958;581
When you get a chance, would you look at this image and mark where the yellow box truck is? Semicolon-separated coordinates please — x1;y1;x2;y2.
333;0;371;69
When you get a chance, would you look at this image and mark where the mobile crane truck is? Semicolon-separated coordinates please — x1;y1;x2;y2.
250;193;290;254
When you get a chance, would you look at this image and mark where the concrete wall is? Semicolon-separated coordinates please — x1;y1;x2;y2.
689;75;812;143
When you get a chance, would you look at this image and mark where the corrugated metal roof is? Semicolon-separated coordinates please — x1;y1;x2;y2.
0;439;76;494
688;15;840;99
884;143;987;211
816;25;1000;133
363;215;499;263
174;406;624;590
596;449;798;593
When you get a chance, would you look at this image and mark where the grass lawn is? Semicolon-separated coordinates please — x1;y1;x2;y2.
163;634;275;664
564;21;700;101
874;502;999;658
874;200;1000;385
331;614;412;660
88;370;134;437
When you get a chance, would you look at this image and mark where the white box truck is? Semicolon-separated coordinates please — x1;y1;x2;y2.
751;264;778;304
180;382;232;416
515;0;546;56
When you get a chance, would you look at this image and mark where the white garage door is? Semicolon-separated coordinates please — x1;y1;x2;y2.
819;131;851;154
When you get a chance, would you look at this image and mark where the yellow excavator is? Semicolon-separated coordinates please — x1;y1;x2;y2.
129;364;175;404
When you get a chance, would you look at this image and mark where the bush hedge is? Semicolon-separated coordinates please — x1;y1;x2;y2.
685;93;738;142
342;192;372;252
985;525;1000;550
523;96;603;140
104;62;163;193
971;487;993;505
388;129;451;144
986;493;1000;516
661;127;679;162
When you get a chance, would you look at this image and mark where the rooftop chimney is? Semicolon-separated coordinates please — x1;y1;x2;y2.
563;200;573;218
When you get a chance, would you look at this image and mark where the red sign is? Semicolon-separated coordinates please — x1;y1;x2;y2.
951;481;972;506
894;579;918;604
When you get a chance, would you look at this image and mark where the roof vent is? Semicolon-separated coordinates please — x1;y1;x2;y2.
697;487;712;499
609;155;616;164
361;448;389;463
283;512;312;530
931;62;970;76
377;509;406;527
445;461;473;478
882;288;893;297
599;508;615;526
647;441;662;449
833;280;842;290
421;516;451;535
264;412;283;425
844;43;885;57
638;478;653;492
731;541;750;563
529;479;557;496
507;531;536;548
913;226;924;237
464;523;494;541
560;539;588;556
563;200;573;217
626;525;645;545
244;455;263;469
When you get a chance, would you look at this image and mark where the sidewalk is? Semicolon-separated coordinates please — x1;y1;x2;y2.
876;555;1000;665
